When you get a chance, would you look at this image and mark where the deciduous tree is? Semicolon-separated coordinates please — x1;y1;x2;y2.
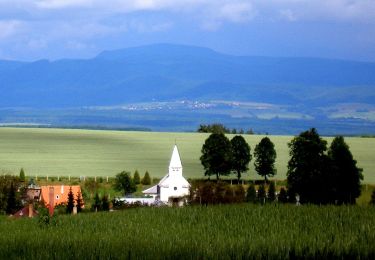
114;171;136;196
328;136;363;204
230;135;251;182
200;133;232;180
287;128;333;204
254;137;277;183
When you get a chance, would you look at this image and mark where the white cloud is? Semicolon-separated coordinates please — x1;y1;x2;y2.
0;20;22;39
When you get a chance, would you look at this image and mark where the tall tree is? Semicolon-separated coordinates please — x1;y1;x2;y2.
19;168;25;182
133;170;141;185
328;136;363;204
113;171;137;196
278;188;288;203
254;137;277;183
76;191;83;213
200;133;232;180
267;181;276;202
101;194;110;211
230;135;251;182
66;187;75;214
257;184;266;204
287;128;333;204
92;193;101;212
370;190;375;206
141;171;151;185
246;184;257;203
6;182;17;215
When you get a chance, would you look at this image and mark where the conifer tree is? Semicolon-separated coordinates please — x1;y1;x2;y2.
141;171;151;185
267;181;276;202
246;184;257;203
370;190;375;206
19;168;26;182
257;184;266;204
278;188;288;203
134;170;141;185
66;187;75;214
6;182;17;215
92;193;101;212
76;191;83;213
101;194;110;211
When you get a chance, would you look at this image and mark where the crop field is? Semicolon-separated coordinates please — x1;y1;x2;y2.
1;204;375;259
0;127;375;183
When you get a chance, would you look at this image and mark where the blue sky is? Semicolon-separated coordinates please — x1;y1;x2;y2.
0;0;374;62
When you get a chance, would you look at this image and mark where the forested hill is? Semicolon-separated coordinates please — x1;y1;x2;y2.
0;43;375;108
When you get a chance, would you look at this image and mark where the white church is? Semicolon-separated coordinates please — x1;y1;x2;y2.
142;145;190;206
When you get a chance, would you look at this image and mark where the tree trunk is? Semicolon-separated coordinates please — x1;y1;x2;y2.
237;171;241;183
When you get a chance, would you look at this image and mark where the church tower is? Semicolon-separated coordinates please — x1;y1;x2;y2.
168;145;182;176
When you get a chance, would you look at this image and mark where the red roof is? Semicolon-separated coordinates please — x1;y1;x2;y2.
40;185;83;207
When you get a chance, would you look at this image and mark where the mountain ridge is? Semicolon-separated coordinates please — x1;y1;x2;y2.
0;43;374;109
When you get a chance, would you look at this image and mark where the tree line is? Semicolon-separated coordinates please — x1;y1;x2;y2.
200;128;364;205
197;123;254;135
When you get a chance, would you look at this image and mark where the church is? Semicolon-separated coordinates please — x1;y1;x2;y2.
143;145;190;206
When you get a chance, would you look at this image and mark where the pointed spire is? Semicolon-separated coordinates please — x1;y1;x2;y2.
169;145;182;169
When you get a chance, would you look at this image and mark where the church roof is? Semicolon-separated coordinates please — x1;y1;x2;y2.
143;184;158;194
169;145;182;168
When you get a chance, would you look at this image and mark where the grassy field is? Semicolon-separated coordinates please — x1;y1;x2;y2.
1;204;375;259
0;127;374;183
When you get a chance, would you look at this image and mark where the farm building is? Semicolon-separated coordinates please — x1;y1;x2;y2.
40;185;83;208
143;145;190;206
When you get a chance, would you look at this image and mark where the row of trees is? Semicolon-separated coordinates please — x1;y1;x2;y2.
287;128;363;204
200;133;276;182
113;170;152;196
197;124;254;135
200;128;364;205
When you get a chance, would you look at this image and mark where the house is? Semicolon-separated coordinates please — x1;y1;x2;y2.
40;185;83;208
143;145;190;206
13;204;38;218
25;181;41;202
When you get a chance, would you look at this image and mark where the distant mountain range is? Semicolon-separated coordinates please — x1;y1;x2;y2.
1;43;375;108
1;44;375;134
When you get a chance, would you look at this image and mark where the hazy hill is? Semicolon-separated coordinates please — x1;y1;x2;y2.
0;43;375;108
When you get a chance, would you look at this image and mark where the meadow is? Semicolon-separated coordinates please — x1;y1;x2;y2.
1;204;375;259
0;127;375;183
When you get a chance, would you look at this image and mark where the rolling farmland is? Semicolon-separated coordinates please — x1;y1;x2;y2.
0;127;374;183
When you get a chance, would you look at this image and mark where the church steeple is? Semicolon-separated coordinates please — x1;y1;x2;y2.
169;145;182;176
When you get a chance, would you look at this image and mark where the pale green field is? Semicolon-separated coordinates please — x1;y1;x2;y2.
0;127;374;183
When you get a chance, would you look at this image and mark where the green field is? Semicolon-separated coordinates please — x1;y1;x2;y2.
0;127;375;183
1;204;375;259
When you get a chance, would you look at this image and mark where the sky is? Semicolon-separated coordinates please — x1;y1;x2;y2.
0;0;375;62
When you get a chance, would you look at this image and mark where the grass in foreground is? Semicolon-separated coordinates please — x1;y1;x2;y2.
1;204;375;259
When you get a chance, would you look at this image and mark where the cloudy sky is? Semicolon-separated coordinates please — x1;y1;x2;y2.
0;0;374;61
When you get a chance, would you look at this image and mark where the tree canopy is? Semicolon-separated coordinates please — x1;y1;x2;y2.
328;136;363;204
254;137;277;183
200;133;232;180
113;171;137;196
230;135;251;182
